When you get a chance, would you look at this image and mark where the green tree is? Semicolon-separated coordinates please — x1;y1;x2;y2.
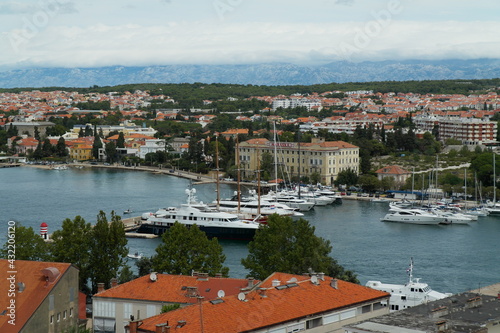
358;174;380;193
56;137;68;157
334;168;358;187
0;223;50;261
89;211;128;293
105;141;118;163
152;222;229;277
117;132;125;148
92;136;102;160
136;256;153;277
50;216;93;292
242;215;358;283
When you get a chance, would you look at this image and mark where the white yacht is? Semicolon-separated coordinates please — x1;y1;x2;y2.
365;258;452;312
381;209;443;225
215;189;304;218
137;188;260;240
261;191;315;212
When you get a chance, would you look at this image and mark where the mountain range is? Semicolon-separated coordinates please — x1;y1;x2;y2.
1;59;500;88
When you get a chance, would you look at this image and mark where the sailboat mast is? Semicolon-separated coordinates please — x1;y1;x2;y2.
273;122;278;197
257;148;261;215
215;136;220;210
236;136;241;213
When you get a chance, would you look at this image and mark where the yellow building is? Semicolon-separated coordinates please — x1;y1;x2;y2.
238;138;359;186
69;143;93;161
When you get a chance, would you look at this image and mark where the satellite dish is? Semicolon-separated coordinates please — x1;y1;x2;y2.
311;275;318;284
150;272;157;282
237;292;246;301
217;290;225;298
288;277;298;283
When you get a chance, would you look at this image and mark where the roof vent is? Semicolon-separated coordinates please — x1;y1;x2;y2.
330;278;338;289
197;272;209;281
41;267;60;283
176;321;186;328
317;272;325;281
258;288;267;298
210;299;224;305
272;279;280;287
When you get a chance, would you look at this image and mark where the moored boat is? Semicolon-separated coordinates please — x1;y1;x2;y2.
365;258;452;312
381;209;443;225
137;188;260;240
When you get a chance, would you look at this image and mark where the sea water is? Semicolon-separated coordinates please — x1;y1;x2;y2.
1;166;499;294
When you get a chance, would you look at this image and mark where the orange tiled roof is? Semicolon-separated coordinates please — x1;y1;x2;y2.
302;140;358;149
0;260;72;332
375;165;410;175
135;272;389;333
94;274;255;304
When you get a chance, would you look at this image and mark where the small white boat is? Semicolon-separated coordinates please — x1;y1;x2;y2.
127;252;142;260
123;209;133;214
366;258;452;312
52;165;68;170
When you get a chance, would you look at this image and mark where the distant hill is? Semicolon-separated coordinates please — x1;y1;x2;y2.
1;59;500;88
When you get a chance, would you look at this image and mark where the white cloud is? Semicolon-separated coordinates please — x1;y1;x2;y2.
1;20;499;68
1;0;500;69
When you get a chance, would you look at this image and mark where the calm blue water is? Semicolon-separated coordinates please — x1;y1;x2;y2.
1;166;499;294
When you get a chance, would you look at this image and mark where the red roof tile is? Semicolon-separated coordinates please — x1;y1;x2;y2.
135;272;389;333
0;260;72;332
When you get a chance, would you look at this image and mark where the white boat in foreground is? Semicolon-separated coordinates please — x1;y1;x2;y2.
365;258;452;312
381;209;443;225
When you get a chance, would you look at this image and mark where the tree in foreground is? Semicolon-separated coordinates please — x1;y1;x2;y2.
89;211;128;293
0;223;51;261
50;216;93;292
241;214;359;283
152;222;229;277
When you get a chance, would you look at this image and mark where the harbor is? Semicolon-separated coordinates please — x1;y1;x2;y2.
2;165;500;294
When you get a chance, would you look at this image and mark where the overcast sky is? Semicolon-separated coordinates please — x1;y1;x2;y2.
0;0;499;70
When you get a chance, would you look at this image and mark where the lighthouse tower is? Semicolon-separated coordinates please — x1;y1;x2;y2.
40;222;48;240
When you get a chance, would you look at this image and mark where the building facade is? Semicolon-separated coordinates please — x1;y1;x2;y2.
0;259;80;333
414;115;497;145
238;138;359;186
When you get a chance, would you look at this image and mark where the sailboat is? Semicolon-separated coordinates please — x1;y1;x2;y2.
485;153;500;215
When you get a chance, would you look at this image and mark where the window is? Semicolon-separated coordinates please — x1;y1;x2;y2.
63;310;67;319
69;308;73;317
50;315;54;324
57;313;61;322
306;317;322;329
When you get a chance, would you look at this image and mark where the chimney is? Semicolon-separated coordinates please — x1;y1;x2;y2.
466;296;482;309
155;323;171;333
197;272;209;281
430;306;449;318
215;273;222;278
111;278;118;288
128;320;142;333
186;286;198;297
318;272;325;281
258;288;267;298
97;282;105;293
435;320;448;332
272;279;280;287
247;277;255;289
330;279;338;289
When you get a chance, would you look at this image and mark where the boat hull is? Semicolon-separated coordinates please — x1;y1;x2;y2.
137;222;257;241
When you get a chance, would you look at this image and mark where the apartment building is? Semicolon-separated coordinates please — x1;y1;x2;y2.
238;138;359;186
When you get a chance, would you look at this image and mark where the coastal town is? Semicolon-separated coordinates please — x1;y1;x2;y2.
2;83;500;333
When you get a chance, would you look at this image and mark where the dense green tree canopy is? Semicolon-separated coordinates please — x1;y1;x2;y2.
0;223;51;261
241;214;358;283
50;216;93;292
89;211;128;293
152;222;229;277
